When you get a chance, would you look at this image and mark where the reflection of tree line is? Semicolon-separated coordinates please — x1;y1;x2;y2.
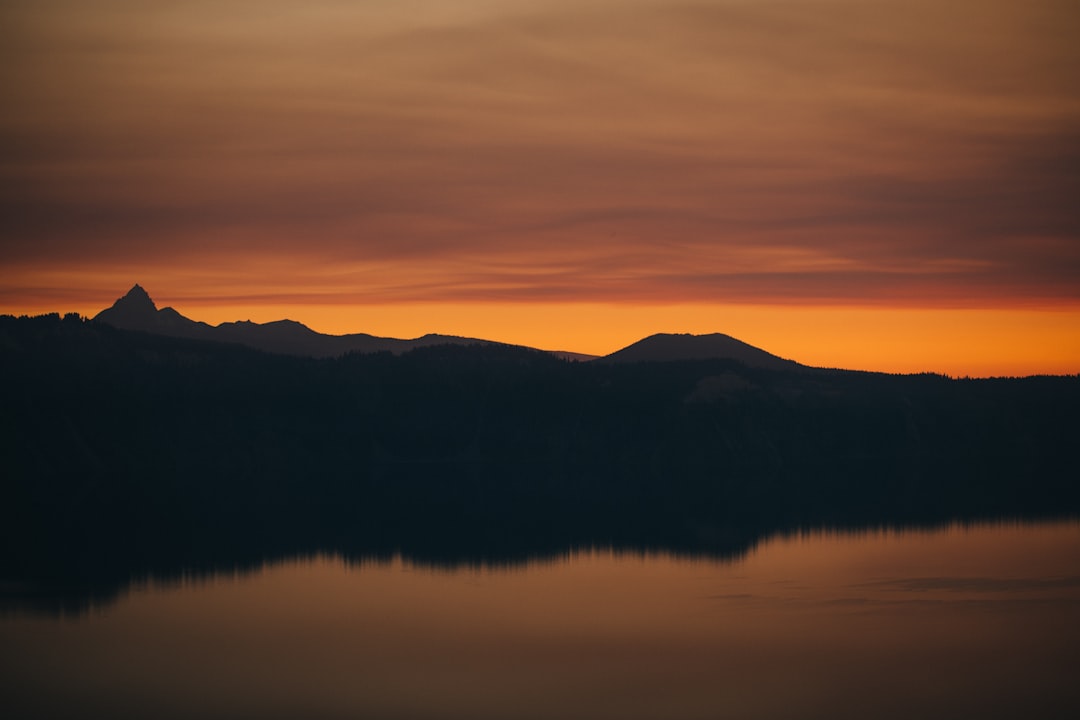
2;313;1078;614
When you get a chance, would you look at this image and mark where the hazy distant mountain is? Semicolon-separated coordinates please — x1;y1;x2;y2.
601;332;804;370
93;285;514;358
93;287;805;367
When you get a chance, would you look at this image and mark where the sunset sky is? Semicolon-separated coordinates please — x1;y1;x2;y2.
2;0;1078;375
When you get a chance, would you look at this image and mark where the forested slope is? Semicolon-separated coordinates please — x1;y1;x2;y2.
3;313;1077;609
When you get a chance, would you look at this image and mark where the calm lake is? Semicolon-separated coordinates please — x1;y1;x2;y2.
3;520;1079;720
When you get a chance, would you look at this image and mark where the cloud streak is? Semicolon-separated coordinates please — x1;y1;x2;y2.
2;0;1078;311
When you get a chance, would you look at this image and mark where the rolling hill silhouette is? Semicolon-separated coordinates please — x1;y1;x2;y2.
601;332;804;370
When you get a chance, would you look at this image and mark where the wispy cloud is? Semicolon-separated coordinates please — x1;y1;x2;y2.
2;0;1078;308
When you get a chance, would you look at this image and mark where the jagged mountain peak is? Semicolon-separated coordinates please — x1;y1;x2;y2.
93;283;161;328
116;283;156;312
125;283;152;300
90;285;500;358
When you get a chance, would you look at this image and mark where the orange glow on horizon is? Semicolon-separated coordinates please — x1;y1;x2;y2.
2;2;1077;379
3;290;1078;378
149;302;1080;378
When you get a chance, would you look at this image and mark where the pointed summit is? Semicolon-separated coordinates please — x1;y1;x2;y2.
94;283;159;327
127;283;151;299
94;284;206;336
117;284;157;313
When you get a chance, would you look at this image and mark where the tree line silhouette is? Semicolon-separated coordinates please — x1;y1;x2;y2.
2;313;1078;612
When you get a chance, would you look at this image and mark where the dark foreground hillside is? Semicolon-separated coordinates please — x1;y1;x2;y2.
2;313;1078;612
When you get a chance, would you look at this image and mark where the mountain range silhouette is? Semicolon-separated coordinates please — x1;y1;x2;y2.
4;295;1079;615
93;284;803;367
95;284;523;359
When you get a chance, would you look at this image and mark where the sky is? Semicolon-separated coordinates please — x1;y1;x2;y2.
2;0;1078;375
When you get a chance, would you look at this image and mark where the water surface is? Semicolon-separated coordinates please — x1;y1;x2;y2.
3;521;1079;719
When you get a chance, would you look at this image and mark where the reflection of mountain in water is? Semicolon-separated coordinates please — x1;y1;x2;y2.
2;312;1078;614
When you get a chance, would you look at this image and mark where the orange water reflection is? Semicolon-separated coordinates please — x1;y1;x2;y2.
2;521;1078;719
